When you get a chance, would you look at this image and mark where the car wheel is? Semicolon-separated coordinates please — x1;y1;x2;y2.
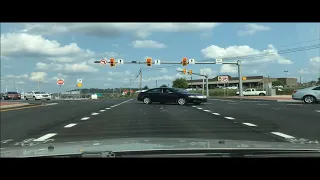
143;97;151;104
177;98;186;105
25;98;28;100
303;95;315;104
259;93;265;96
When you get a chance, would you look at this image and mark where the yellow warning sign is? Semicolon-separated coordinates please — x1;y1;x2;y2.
77;83;82;87
242;77;247;81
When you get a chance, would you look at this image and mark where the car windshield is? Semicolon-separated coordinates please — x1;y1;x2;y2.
1;22;320;158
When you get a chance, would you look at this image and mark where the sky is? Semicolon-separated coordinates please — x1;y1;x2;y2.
1;23;319;93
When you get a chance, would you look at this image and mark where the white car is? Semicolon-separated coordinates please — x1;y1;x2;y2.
236;88;266;96
25;91;51;100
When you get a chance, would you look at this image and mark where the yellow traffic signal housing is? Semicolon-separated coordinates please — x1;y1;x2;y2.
146;58;152;66
182;57;188;66
183;68;187;74
110;58;116;67
188;70;192;75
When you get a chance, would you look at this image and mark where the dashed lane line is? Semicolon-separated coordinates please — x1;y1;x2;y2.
271;132;295;139
100;110;106;112
212;113;220;115
81;117;90;121
203;110;211;112
242;123;257;127
91;112;99;116
315;110;320;112
64;123;77;128
224;117;235;120
33;133;57;142
105;108;111;110
197;107;203;110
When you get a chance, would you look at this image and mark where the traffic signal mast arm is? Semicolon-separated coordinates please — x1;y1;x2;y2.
94;60;238;65
176;70;208;78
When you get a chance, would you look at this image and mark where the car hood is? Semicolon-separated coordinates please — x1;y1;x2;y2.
1;138;319;157
183;93;204;96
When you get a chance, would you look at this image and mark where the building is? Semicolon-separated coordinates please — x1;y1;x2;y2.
187;75;298;89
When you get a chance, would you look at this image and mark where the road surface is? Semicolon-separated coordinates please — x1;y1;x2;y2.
1;98;320;149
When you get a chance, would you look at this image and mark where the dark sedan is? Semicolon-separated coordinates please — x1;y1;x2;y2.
2;92;21;100
137;88;207;105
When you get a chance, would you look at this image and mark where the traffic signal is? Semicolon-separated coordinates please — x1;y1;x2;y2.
110;58;116;67
146;58;152;66
183;68;187;74
182;57;188;66
188;70;192;75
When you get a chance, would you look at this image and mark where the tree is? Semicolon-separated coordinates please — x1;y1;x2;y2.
272;80;283;86
160;84;168;88
172;78;188;89
143;85;149;90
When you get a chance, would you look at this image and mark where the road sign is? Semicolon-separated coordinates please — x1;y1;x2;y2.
215;59;223;64
77;79;83;84
242;77;247;81
154;59;161;65
57;79;64;85
117;59;124;64
100;59;107;65
218;76;229;83
76;83;82;87
188;59;195;64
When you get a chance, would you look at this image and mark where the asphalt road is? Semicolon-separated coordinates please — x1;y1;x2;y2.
1;98;320;149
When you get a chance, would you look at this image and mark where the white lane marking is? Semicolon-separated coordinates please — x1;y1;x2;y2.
257;104;269;106
110;106;115;108
81;117;90;120
42;103;59;106
316;110;320;112
64;123;77;128
192;106;197;108
212;113;220;115
105;108;111;110
203;110;210;112
243;123;257;127
271;132;295;139
197;107;203;110
100;110;105;112
33;133;57;142
225;117;235;120
92;112;99;116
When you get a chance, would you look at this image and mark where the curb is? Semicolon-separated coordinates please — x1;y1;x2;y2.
0;103;30;109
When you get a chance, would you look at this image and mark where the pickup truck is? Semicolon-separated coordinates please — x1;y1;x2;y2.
236;88;266;96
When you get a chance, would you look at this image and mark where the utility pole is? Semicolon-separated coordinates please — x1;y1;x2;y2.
156;80;158;88
37;78;40;90
202;78;204;95
191;76;193;89
13;76;16;92
238;60;243;96
139;68;142;90
300;77;302;86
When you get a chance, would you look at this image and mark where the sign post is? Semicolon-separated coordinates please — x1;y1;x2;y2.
218;76;229;97
76;79;83;99
57;79;64;99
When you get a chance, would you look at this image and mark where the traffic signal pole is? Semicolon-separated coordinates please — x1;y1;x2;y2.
94;59;244;97
177;70;209;97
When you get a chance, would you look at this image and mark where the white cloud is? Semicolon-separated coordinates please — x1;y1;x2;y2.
29;72;47;82
50;73;68;81
220;64;238;74
238;23;271;36
200;68;216;76
36;61;99;74
132;40;166;49
0;32;116;64
176;67;183;71
107;70;134;77
201;44;293;74
160;68;168;73
20;23;221;39
298;56;320;75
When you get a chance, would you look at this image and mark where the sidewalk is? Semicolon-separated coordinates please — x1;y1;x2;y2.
216;95;302;103
0;101;30;109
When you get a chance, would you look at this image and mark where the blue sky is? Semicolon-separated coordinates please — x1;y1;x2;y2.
1;23;319;93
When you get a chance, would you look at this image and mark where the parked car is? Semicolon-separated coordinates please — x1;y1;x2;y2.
292;86;320;104
137;87;207;105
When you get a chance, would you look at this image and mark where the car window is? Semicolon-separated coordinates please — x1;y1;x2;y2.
312;86;320;90
148;88;161;93
171;88;188;93
8;92;18;94
245;89;251;92
163;88;173;93
34;92;41;94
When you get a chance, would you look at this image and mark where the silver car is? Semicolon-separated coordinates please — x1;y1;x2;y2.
292;86;320;104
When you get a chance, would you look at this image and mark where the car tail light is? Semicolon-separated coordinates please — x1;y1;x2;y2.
293;90;297;94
